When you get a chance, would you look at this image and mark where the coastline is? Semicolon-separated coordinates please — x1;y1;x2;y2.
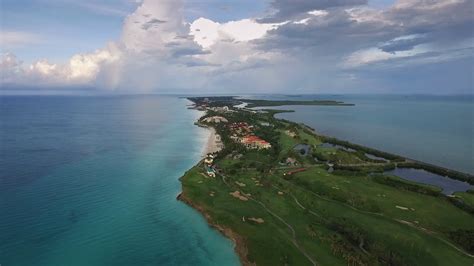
270;98;474;175
196;121;223;156
179;108;246;264
177;191;253;266
182;123;250;264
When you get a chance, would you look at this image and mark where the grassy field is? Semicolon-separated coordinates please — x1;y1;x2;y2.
454;191;474;210
180;106;474;265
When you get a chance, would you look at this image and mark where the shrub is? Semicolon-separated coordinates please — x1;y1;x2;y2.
448;230;474;253
372;174;441;197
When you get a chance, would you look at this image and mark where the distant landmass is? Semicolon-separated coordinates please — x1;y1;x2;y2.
187;96;354;109
240;99;354;108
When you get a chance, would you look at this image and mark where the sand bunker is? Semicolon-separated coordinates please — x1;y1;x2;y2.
235;181;246;187
230;191;248;201
248;217;264;224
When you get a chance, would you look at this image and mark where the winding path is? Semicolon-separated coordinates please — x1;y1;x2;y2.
281;178;474;259
219;172;318;266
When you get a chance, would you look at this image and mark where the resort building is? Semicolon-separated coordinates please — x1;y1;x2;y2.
285;130;297;138
204;153;215;165
208;106;234;113
206;166;216;177
203;154;216;177
286;157;298;166
240;135;271;150
202;116;228;123
204;157;213;165
230;134;239;142
229;122;253;135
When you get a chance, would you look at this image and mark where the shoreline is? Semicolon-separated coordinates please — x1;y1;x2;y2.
272;109;473;176
179;107;245;264
177;191;252;266
181;118;248;265
199;123;223;156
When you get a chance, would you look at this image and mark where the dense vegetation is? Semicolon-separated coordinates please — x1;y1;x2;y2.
319;136;405;162
241;99;354;108
180;97;474;265
449;230;474;253
372;174;442;196
187;96;241;107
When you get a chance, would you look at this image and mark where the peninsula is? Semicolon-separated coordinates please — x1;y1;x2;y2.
240;99;354;108
179;96;474;266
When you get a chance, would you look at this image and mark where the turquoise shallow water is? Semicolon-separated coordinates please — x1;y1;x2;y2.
0;96;239;266
248;95;473;174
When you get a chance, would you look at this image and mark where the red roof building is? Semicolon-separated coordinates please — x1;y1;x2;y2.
240;135;271;149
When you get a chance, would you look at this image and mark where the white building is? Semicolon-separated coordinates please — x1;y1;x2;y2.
202;116;229;123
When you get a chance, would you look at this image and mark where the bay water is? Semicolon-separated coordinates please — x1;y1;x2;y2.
249;94;473;175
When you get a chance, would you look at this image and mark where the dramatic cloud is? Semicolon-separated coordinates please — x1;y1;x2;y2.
261;0;367;22
254;0;473;93
1;0;473;94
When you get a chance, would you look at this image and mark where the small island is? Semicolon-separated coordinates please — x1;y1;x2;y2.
179;97;474;266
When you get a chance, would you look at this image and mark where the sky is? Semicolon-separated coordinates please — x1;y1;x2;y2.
0;0;472;94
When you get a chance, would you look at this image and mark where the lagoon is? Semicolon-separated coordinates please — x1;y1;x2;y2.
385;168;472;195
264;95;474;174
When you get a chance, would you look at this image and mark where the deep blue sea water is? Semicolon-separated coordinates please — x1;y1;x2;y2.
0;96;239;266
247;95;473;175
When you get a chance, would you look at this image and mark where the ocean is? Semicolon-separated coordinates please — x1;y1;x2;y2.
246;94;473;174
0;96;239;266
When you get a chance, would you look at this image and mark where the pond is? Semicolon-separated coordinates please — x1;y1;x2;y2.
293;144;311;156
320;142;356;152
384;168;473;195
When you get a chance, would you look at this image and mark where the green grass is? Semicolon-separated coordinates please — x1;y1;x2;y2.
290;168;473;232
182;161;474;265
454;191;474;209
279;130;299;152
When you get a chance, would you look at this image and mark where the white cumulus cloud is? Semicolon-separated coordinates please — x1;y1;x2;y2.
190;18;277;49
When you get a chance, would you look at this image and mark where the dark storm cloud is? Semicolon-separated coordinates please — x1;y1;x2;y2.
258;0;473;59
141;18;167;30
260;0;367;22
384;0;474;45
379;35;428;53
258;8;394;56
248;0;474;94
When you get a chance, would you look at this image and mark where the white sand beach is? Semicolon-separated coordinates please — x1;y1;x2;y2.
203;126;222;156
